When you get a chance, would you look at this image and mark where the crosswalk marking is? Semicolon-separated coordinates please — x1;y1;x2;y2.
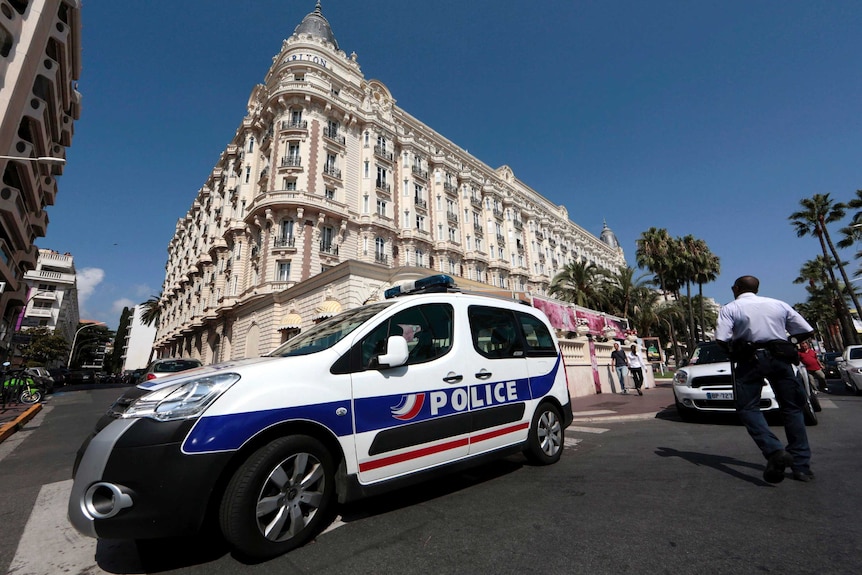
564;437;582;448
7;480;143;575
571;409;616;417
569;425;609;434
818;398;838;409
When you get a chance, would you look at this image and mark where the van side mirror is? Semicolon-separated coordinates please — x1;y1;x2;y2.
378;335;409;368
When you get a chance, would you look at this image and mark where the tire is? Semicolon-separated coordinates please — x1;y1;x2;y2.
219;435;336;559
19;387;42;404
809;391;822;413
524;402;563;465
802;396;818;426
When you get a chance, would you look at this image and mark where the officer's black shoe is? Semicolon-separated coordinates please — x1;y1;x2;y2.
792;470;815;482
763;450;793;483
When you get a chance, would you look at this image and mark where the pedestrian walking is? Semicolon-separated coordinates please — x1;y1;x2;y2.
626;344;645;395
797;341;828;393
715;275;815;484
611;342;629;394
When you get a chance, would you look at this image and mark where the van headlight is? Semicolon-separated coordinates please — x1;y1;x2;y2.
123;373;240;421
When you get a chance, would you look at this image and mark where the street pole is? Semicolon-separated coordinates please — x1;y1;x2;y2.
67;323;105;368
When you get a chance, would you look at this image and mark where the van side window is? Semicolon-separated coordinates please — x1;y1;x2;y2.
469;305;523;359
356;303;454;371
516;311;558;357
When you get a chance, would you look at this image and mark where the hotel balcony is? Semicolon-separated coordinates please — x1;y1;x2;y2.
280;120;308;133
323;165;342;180
374;145;394;162
323;126;345;146
411;166;428;180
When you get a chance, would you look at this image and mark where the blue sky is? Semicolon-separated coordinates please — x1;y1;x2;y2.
40;1;862;329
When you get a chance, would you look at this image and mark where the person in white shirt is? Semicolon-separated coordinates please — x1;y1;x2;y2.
626;344;645;395
715;275;815;484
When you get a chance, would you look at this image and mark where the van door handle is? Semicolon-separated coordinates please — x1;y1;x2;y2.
475;369;492;380
442;372;463;384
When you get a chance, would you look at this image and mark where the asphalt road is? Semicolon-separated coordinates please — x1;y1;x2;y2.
1;385;860;574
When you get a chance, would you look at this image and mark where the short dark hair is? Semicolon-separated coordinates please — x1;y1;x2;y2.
732;275;759;294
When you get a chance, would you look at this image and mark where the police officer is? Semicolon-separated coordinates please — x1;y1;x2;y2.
715;275;815;483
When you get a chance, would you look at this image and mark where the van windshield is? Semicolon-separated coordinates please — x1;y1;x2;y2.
270;302;392;357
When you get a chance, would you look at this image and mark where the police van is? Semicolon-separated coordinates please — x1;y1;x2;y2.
68;275;574;559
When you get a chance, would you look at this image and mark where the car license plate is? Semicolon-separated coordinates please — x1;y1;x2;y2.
706;392;733;400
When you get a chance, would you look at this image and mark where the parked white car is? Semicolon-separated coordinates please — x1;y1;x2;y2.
68;275;573;560
836;345;862;394
674;342;778;421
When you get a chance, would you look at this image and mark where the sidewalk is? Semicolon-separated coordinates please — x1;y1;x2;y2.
570;380;677;423
0;402;42;443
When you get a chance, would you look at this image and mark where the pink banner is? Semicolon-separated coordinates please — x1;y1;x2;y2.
531;297;576;331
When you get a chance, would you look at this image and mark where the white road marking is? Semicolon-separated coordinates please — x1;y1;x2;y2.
568;426;609;434
818;398;838;409
7;480;143;575
564;437;582;448
571;409;616;417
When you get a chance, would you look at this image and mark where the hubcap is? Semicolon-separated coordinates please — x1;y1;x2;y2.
537;410;562;456
255;452;325;542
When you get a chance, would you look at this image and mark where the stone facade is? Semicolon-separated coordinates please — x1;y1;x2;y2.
154;3;625;362
0;0;82;360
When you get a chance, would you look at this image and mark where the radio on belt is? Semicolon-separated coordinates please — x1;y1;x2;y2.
384;274;456;298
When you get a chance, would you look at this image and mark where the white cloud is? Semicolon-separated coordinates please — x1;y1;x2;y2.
77;267;105;306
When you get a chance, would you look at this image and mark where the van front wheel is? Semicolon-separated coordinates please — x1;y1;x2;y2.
219;435;336;560
524;402;563;465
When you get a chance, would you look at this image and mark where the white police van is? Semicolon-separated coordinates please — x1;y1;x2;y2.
68;275;574;559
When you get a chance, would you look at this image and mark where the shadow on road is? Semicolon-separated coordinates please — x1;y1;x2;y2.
655;446;772;487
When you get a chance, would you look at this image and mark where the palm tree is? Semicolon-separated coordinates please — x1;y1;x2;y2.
636;227;683;363
605;266;651;321
692;246;720;341
794;256;843;350
790;194;861;345
837;189;862;279
548;260;609;309
140;294;162;327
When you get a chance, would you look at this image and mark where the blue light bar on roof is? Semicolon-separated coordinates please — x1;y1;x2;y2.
384;274;456;299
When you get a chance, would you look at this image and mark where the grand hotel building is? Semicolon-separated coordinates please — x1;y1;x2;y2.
153;3;626;363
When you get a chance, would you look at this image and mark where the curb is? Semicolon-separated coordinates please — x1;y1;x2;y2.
0;403;43;443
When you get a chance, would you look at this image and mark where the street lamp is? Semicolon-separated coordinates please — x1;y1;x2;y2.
67;323;106;368
0;155;66;166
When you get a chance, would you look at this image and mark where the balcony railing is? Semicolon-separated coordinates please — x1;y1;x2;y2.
375;181;391;194
274;236;295;248
412;166;428;179
415;198;427;209
323;165;342;179
281;120;308;131
323;126;345;145
470;197;482;208
513;220;523;230
320;242;339;255
473;224;484;236
443;182;457;194
281;156;302;167
375;253;388;264
374;145;394;162
496;234;506;246
446;212;458;224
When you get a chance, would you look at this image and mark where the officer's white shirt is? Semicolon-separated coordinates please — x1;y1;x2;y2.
715;292;813;343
